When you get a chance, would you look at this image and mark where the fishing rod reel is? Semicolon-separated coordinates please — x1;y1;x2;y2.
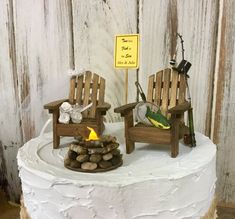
173;60;191;78
170;59;191;78
169;33;192;78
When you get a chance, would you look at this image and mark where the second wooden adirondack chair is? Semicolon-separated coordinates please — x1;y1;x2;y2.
114;68;190;158
44;71;111;149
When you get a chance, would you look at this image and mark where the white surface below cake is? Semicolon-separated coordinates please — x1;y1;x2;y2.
17;122;217;219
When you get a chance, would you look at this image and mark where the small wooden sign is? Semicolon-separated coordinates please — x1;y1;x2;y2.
114;34;139;69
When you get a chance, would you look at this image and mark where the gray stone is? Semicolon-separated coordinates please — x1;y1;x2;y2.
90;154;102;163
70;160;81;168
68;150;78;160
103;153;113;161
106;143;119;152
93;140;103;147
101;135;117;143
99;161;112;169
81;162;97;171
85;140;103;148
88;143;119;154
70;144;87;154
76;154;89;162
111;149;121;156
111;156;122;166
64;158;71;166
88;148;105;154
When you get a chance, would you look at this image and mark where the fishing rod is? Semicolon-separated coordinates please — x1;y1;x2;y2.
174;33;196;147
135;81;146;102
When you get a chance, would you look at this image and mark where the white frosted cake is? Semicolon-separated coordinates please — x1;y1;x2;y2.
17;122;216;219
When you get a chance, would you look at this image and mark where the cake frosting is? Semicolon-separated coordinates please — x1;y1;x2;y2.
17;122;216;219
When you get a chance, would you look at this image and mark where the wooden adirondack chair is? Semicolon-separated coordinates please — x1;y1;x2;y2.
114;68;190;158
44;71;111;149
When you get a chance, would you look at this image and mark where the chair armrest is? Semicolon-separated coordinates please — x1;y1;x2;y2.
168;101;191;114
44;99;68;111
96;102;111;116
114;102;138;116
96;102;111;112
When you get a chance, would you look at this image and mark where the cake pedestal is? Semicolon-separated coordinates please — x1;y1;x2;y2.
18;122;217;219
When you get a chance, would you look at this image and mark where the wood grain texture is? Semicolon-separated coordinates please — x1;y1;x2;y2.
147;69;186;117
178;74;186;104
0;0;73;199
1;0;235;205
76;74;84;105
98;77;105;104
69;76;76;104
147;74;155;102
82;71;92;117
13;0;74;142
169;70;179;108
72;0;137;122
161;68;171;116
0;0;22;202
155;70;163;106
212;0;235;204
128;127;171;145
90;73;99;118
124;110;135;154
170;114;180;158
139;0;219;134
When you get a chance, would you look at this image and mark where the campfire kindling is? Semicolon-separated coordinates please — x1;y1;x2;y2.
64;127;123;172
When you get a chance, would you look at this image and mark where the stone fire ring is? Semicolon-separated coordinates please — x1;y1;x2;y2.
65;160;123;173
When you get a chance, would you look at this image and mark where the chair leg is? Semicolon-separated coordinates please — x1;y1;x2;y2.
171;135;179;158
100;118;105;134
124;110;135;154
96;115;105;135
171;115;180;158
179;122;189;139
126;138;135;154
53;111;60;149
53;134;60;149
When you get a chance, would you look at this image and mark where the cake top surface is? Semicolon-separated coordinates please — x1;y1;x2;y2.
17;122;216;186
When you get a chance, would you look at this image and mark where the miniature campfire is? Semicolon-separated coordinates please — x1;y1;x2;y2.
64;127;123;172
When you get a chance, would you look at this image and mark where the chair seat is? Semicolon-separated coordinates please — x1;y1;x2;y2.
134;122;154;127
57;119;101;137
128;125;172;145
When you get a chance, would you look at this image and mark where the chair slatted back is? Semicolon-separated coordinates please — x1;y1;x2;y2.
68;71;105;118
147;68;186;117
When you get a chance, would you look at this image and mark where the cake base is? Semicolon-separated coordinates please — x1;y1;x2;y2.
201;198;217;219
64;160;123;173
18;122;217;219
20;196;30;219
20;196;217;219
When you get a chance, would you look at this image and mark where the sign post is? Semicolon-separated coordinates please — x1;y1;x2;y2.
114;34;139;104
125;68;128;104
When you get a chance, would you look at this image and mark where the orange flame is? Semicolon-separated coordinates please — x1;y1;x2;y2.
86;127;99;141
